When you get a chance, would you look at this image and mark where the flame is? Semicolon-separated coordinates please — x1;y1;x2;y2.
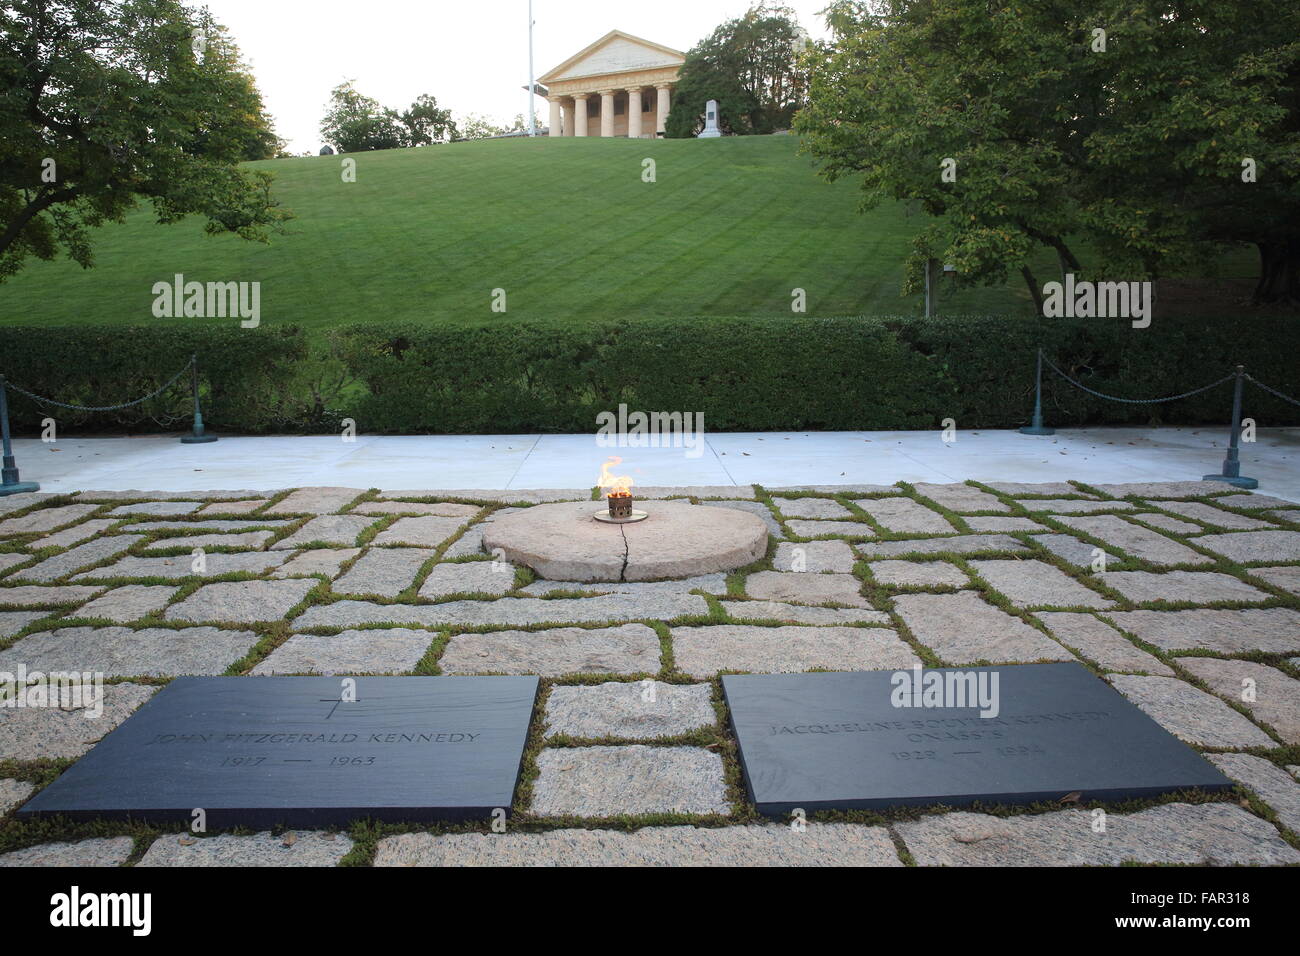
598;456;634;497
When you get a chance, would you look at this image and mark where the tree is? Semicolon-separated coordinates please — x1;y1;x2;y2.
399;93;456;146
665;3;811;138
319;82;405;152
451;113;526;141
796;1;1300;306
0;0;291;283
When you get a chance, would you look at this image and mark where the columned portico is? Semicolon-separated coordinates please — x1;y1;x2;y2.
539;30;685;139
548;97;563;138
572;95;588;136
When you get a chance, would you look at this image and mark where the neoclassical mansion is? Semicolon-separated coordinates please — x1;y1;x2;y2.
540;31;685;138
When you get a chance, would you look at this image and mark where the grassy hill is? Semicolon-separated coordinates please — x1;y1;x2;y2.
1;135;1065;329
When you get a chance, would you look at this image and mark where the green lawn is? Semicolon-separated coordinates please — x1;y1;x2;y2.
2;135;1062;329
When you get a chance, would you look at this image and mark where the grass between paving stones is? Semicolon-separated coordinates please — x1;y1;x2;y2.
3;482;1299;862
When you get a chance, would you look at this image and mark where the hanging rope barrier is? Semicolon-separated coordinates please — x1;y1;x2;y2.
1038;353;1236;405
1244;374;1300;409
0;354;218;496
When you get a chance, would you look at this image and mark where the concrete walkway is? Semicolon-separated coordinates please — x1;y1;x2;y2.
9;426;1300;502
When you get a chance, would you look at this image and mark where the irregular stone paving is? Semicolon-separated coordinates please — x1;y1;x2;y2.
1177;658;1300;744
893;592;1073;664
671;624;918;678
374;824;902;866
138;831;354;867
967;559;1113;609
544;681;715;739
1052;515;1214;565
531;745;728;816
1033;613;1173;675
1;482;1296;867
896;803;1299;866
1107;675;1275;748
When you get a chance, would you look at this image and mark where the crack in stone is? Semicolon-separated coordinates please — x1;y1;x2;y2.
617;523;630;582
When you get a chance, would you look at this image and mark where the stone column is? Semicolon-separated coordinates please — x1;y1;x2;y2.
572;94;588;136
627;88;643;138
599;90;615;137
548;97;563;137
656;85;671;134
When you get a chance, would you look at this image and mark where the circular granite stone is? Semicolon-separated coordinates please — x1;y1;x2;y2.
483;500;768;582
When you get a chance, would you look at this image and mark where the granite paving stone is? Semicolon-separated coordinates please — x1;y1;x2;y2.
1130;513;1204;535
911;483;1010;513
0;553;28;576
1094;482;1240;498
371;516;466;548
1034;612;1173;675
74;585;178;622
856;534;1029;559
0;585;103;607
0;611;47;637
531;746;728;816
270;548;360;579
166;579;318;623
1207;754;1300;834
1194;530;1300;563
1107;675;1274;748
374;824;901;867
108;501;203;516
773;540;856;572
719;600;890;626
125;519;290;532
1034;534;1117;569
0;494;56;515
381;489;590;504
968;559;1113;609
772;496;851;519
73;552;287;580
144;531;276;551
0;778;34;815
671;624;918;678
138;831;354;867
252;628;433;675
331;548;433;597
264;487;364;515
1016;499;1136;514
441;525;487;558
0;682;157;760
893;592;1073;664
0;628;257;678
418;560;516;599
271;514;377;550
867;560;969;588
988;482;1094;496
771;484;894;494
0;837;136;868
544;681;715;739
851;497;955;533
896;803;1298;866
439;623;661;675
784;519;876;539
1177;658;1300;744
12;535;143;583
350;501;482;517
1100;570;1270;605
744;571;869;607
702;500;783;538
196;499;271;515
520;574;728;597
31;519;116;549
1249;566;1300;595
1105;608;1300;654
1151;500;1276;530
0;504;101;536
1053;515;1214;565
294;593;709;629
963;516;1047;532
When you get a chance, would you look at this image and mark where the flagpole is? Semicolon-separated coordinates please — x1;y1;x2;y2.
527;0;536;136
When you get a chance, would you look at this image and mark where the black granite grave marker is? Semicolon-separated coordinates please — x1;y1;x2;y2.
722;663;1231;813
18;676;538;827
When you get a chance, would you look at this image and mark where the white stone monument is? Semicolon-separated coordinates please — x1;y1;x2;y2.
697;99;722;138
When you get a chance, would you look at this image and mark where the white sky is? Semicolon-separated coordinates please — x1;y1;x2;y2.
190;0;834;153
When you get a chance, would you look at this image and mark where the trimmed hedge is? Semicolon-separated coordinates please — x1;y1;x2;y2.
0;316;1296;434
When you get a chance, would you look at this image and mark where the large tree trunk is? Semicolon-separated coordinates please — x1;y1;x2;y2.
1254;240;1300;304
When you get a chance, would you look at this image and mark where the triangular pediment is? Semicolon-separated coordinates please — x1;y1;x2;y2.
539;31;685;84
